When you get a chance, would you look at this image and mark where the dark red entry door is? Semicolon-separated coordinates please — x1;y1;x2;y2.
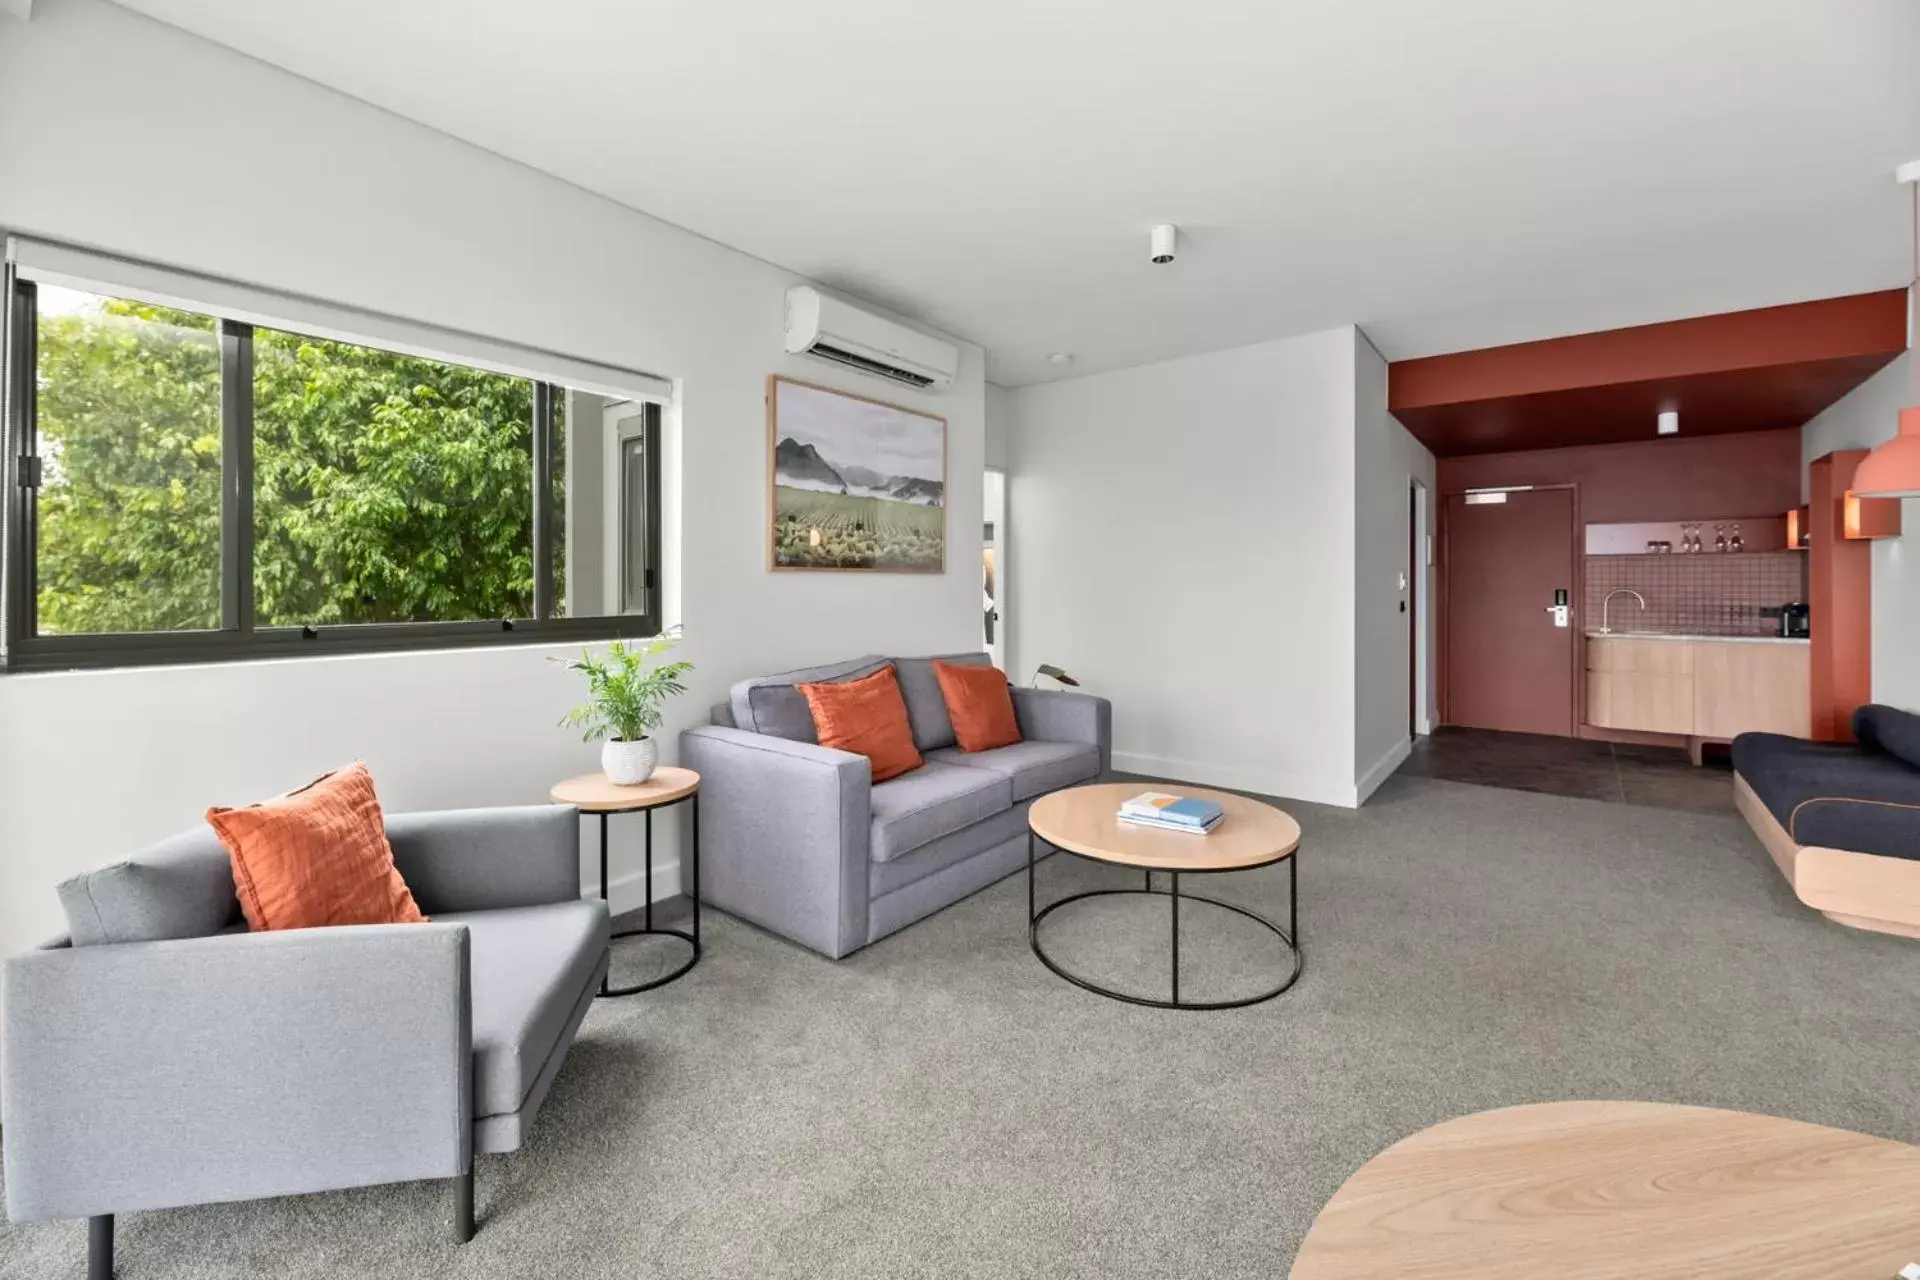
1445;488;1576;737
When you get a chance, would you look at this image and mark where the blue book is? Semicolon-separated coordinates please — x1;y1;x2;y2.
1119;811;1223;835
1119;792;1225;829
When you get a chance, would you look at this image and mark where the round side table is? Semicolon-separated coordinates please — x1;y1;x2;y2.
550;766;701;997
1027;782;1302;1010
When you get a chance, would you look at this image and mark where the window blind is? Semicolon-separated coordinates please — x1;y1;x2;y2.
5;235;672;404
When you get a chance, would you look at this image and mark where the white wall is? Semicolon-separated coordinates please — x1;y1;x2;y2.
0;0;985;961
1007;326;1373;806
985;381;1012;471
1354;335;1437;799
1801;344;1919;711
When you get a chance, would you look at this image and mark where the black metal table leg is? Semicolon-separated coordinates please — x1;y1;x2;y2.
1027;829;1036;923
1170;871;1180;1005
1290;848;1298;945
598;811;611;996
599;792;703;998
1027;832;1302;1011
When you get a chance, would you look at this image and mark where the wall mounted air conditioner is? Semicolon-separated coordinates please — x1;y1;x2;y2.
784;286;957;392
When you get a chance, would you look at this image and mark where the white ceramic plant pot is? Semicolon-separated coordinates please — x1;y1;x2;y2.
601;737;657;785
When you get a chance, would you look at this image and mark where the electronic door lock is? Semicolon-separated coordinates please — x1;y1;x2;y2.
1545;588;1569;628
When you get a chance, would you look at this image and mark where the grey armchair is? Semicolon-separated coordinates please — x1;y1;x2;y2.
683;652;1112;959
2;805;608;1278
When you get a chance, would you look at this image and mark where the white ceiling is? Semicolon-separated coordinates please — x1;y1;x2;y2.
110;0;1920;386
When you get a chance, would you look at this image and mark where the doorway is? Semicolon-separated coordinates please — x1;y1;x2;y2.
983;468;1006;669
1410;480;1431;737
1443;486;1577;737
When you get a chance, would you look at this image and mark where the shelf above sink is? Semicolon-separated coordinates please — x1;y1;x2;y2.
1585;515;1792;555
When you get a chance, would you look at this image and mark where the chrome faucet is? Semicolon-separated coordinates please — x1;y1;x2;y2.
1598;588;1646;635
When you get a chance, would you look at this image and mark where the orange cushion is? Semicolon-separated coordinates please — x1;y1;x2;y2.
799;665;924;782
933;660;1023;752
206;762;427;932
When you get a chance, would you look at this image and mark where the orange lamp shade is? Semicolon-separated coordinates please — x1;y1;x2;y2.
1850;405;1920;499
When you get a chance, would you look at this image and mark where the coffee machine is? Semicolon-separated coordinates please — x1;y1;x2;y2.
1779;602;1810;638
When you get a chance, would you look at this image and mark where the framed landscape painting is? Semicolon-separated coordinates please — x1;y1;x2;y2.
767;375;947;573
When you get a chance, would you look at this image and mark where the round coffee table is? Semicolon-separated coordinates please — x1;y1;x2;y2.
551;766;700;997
1026;782;1302;1009
1289;1101;1920;1279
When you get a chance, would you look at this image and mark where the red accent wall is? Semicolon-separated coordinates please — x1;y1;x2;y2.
1435;429;1803;524
1434;429;1805;733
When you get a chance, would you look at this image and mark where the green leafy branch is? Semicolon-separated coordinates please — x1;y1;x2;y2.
556;632;692;743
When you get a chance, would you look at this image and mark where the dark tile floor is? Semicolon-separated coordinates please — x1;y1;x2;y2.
1398;726;1736;815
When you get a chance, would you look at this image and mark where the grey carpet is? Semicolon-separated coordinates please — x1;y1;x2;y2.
7;772;1920;1279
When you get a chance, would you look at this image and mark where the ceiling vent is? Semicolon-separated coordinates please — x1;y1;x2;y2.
784;286;957;392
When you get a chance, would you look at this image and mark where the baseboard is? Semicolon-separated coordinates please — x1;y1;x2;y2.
590;859;682;918
1355;737;1413;805
1111;749;1358;809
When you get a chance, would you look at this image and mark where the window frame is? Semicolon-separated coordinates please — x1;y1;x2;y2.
1;274;665;673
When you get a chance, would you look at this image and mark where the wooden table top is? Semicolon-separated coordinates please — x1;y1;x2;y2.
1028;782;1300;871
549;766;700;812
1289;1101;1920;1280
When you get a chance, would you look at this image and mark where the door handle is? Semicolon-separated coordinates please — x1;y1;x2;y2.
1545;588;1569;628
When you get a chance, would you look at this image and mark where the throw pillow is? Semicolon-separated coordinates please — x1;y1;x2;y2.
206;762;427;932
1856;704;1920;771
799;665;924;782
933;660;1023;752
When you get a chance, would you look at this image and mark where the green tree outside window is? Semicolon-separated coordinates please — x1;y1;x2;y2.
33;292;546;635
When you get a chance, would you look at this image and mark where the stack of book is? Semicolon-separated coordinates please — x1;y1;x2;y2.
1117;791;1224;835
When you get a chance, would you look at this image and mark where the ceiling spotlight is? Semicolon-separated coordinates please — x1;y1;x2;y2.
1047;352;1074;365
1657;410;1679;437
1149;224;1179;265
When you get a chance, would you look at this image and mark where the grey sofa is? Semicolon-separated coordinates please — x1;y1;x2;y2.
682;653;1112;959
2;805;607;1276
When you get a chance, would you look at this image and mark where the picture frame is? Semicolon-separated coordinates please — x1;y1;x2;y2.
766;374;947;574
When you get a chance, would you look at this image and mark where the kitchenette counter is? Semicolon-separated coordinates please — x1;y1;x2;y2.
1585;632;1811;745
1585;632;1808;645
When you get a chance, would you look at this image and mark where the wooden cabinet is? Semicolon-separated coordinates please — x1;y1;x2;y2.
1584;636;1808;740
1692;641;1811;739
1586;638;1694;734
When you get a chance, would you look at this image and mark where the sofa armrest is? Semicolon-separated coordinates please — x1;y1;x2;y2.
1011;688;1113;772
388;805;581;914
680;725;872;958
2;923;471;1222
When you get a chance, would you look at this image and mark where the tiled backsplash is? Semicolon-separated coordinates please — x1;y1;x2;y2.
1583;551;1807;636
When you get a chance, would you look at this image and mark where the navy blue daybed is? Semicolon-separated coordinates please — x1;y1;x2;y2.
1733;704;1920;938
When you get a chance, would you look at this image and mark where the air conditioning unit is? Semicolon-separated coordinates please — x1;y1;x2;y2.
784;286;957;392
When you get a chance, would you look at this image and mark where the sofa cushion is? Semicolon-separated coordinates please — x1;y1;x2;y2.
56;825;242;947
801;665;924;783
438;899;610;1118
928;740;1102;803
207;763;426;933
1856;704;1920;771
869;761;1012;863
729;654;888;742
1732;731;1920;861
934;660;1023;752
870;801;1033;898
893;652;992;752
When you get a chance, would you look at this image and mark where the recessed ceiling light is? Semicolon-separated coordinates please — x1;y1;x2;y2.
1047;352;1074;365
1657;410;1679;436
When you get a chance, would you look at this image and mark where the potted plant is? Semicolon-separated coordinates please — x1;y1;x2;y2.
557;633;693;785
